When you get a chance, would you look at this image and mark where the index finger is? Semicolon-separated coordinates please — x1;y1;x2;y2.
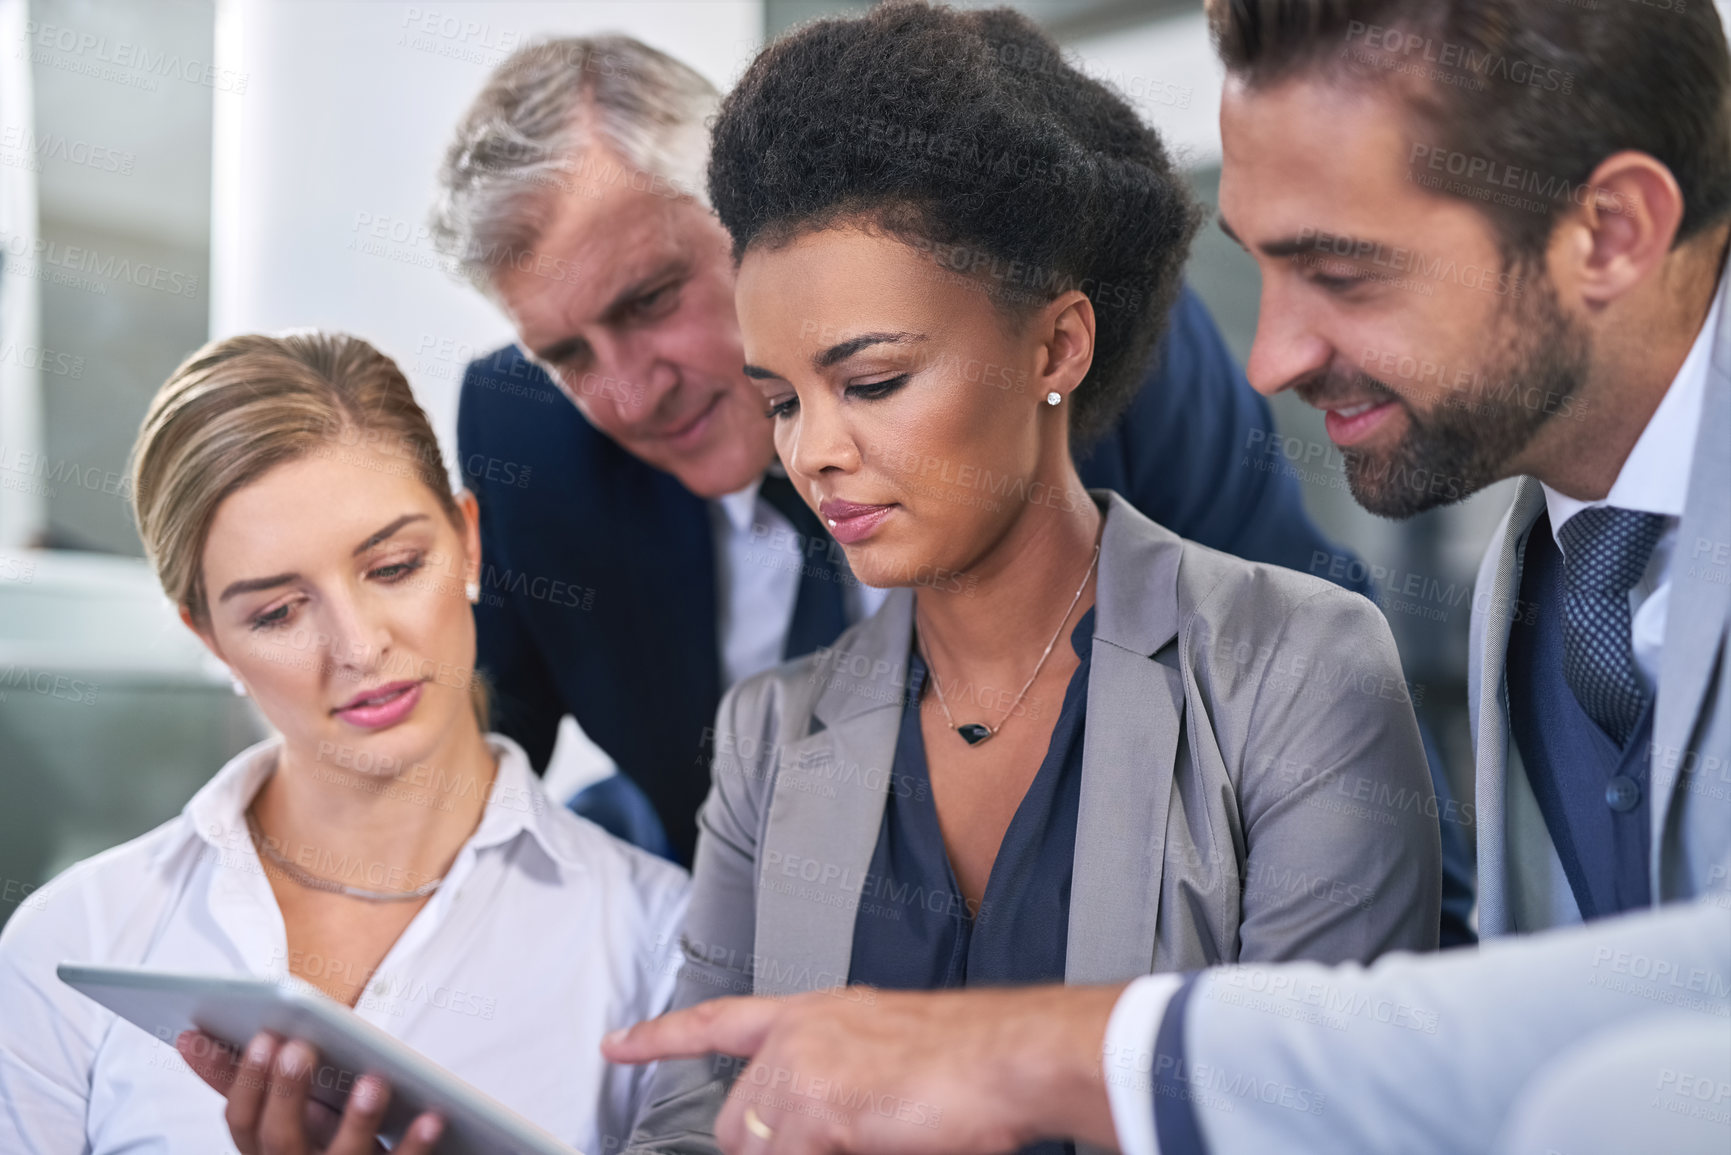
602;996;785;1065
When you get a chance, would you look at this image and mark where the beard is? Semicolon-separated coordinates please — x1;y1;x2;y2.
1319;276;1591;519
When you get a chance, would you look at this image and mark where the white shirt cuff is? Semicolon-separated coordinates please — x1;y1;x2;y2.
1101;973;1186;1155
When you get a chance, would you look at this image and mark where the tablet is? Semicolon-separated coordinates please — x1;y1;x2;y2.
59;963;582;1155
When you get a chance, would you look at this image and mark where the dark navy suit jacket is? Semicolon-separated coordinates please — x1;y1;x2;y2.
457;285;1476;943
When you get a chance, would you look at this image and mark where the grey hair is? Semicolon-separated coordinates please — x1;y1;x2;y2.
430;34;719;293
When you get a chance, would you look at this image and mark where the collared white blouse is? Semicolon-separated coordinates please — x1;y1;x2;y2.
0;733;690;1155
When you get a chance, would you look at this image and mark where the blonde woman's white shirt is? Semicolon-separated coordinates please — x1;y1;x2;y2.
0;733;690;1155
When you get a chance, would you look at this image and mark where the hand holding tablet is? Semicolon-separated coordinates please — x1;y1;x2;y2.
59;964;583;1155
176;1028;446;1155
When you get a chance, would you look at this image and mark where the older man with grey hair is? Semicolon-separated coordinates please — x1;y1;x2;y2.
429;32;1472;949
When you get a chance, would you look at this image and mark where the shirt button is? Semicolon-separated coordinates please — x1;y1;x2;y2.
1604;776;1642;813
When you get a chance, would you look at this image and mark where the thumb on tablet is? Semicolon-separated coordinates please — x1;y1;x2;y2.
602;996;782;1064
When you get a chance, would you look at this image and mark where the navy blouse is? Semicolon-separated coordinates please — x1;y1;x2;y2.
848;608;1095;1155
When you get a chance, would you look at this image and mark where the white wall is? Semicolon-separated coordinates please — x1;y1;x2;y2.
209;0;763;465
1069;9;1222;171
1072;0;1731;173
0;0;43;548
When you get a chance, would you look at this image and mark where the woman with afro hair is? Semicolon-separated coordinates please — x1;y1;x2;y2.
619;6;1442;1151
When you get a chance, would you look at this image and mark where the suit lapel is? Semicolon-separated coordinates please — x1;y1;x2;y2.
622;469;719;861
1471;480;1546;936
1649;291;1731;893
754;592;912;996
1067;493;1185;984
1068;647;1183;982
646;471;721;716
754;495;1191;991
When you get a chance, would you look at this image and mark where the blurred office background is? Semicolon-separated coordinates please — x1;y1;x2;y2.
6;0;1726;930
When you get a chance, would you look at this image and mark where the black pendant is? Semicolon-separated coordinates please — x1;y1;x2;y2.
957;723;993;745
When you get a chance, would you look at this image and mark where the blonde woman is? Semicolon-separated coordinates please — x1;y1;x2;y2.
0;333;688;1154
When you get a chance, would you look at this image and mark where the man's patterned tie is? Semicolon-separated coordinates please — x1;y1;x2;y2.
1556;506;1667;747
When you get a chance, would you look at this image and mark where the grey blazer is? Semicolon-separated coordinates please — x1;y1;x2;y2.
1468;282;1731;937
628;491;1440;1153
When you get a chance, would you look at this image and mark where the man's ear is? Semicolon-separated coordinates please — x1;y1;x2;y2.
1557;150;1685;310
1033;289;1097;403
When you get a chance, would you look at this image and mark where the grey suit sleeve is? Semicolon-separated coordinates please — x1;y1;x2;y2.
625;678;777;1155
1232;587;1442;963
1162;896;1731;1154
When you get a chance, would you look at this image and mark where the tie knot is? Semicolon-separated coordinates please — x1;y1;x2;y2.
1556;506;1666;593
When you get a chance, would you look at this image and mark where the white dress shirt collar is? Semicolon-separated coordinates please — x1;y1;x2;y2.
1543;264;1727;541
712;474;798;690
173;731;587;874
716;477;763;535
710;471;893;690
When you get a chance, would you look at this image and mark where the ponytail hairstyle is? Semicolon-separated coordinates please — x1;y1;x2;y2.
130;331;490;728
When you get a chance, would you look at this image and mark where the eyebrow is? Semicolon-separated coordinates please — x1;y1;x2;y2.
352;513;429;556
1218;215;1388;261
531;257;689;364
216;513;430;603
743;331;928;381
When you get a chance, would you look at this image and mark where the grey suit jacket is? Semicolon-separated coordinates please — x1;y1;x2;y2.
628;491;1440;1153
1468;285;1731;937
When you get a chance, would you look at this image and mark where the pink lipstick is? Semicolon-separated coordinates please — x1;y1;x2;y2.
818;498;898;546
333;679;424;730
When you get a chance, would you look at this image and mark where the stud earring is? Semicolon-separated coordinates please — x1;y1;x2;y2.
465;579;480;604
230;673;247;697
1045;391;1061;406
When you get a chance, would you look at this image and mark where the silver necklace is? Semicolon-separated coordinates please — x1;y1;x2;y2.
245;807;445;902
917;542;1101;746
